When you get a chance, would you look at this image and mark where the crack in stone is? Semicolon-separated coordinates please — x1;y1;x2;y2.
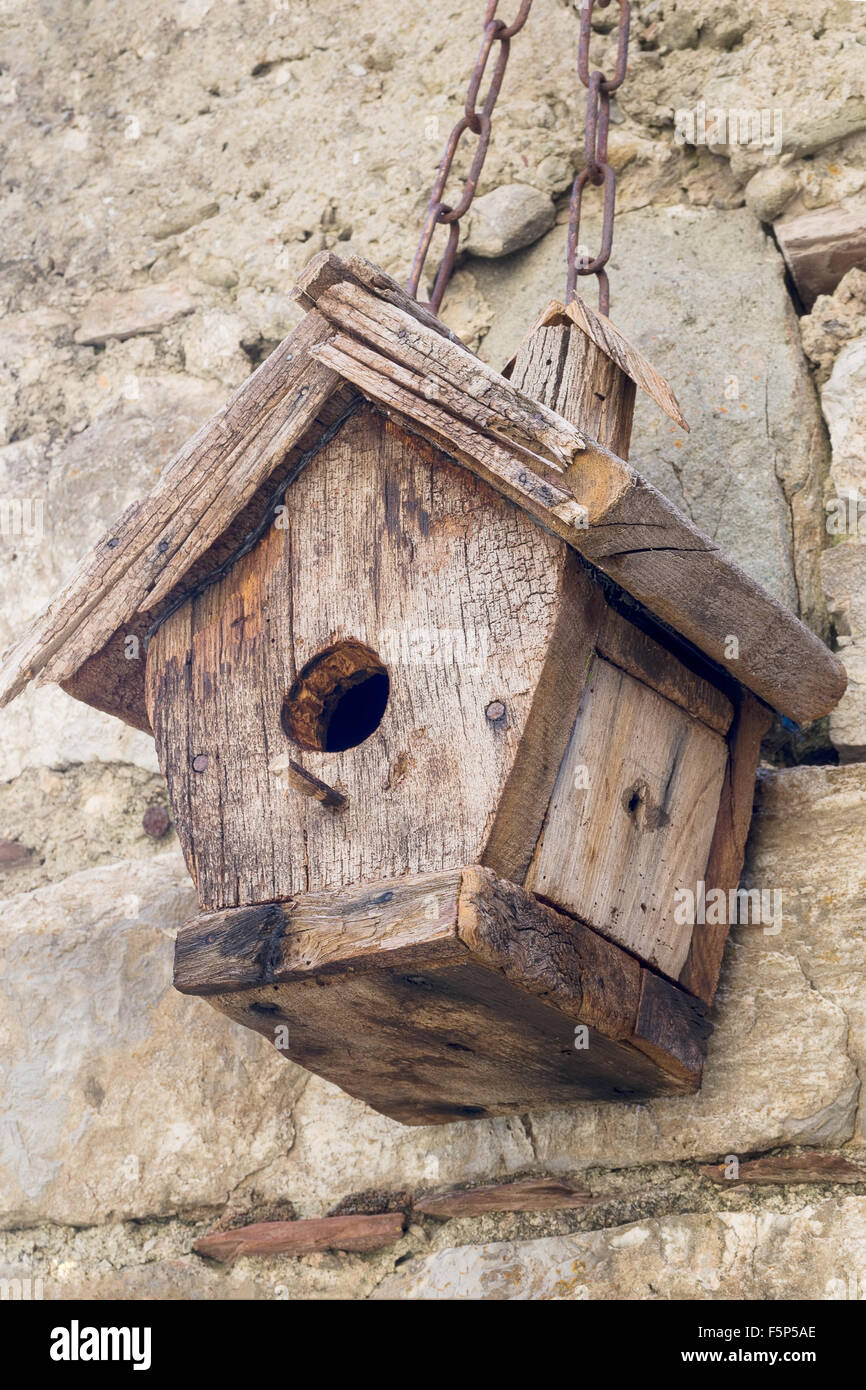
518;1114;539;1163
790;947;862;1144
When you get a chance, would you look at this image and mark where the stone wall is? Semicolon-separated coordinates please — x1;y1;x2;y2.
1;0;865;1300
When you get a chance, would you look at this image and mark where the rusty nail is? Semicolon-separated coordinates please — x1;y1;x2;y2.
485;700;506;722
192;754;209;773
142;805;171;839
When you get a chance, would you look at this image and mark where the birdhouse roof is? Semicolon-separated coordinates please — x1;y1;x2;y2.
0;252;845;729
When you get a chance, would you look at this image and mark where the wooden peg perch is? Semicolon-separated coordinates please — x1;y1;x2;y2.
268;755;347;809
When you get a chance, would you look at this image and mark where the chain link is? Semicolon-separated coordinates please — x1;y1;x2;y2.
567;0;630;316
407;1;533;315
408;1;629;321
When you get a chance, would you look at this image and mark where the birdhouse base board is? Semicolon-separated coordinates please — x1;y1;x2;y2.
174;867;711;1126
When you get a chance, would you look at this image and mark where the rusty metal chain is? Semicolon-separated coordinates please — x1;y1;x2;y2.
407;0;533;315
567;0;630;316
408;1;629;321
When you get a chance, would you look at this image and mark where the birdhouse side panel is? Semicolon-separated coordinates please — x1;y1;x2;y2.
146;405;574;911
525;605;738;985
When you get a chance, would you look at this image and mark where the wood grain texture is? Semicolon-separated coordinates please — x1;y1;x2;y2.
503;296;688;431
294;249;469;348
55;383;359;733
312;281;587;469
507;317;636;459
597;604;734;737
630;969;714;1084
311;333;590;529
504;316;736;989
414;1177;596;1219
205;963;671;1124
174;868;465;996
458;865;643;1041
526;657;728;982
678;690;774;1004
480;553;606;886
269;755;348;809
148;405;573;909
58;619;156;733
194;1213;406;1263
175;865;710;1122
570;494;845;725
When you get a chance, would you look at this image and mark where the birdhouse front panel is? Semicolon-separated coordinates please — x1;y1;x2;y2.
145;403;581;911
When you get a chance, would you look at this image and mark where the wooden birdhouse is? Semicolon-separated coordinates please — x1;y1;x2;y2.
1;252;845;1125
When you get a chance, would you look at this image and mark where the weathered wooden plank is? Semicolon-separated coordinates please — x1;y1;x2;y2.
294;249;469;348
502;293;839;725
414;1177;596;1219
678;690;774;1004
321;324;583;477
458;865;642;1041
174;869;464;996
565;463;847;725
508;316;636;459
630;969;711;1086
0;310;341;704
176;864;644;1045
775;202;866;306
526;657;729;982
310;337;592;532
207;963;691;1124
597;604;734;737
176;865;708;1122
480;554;606;885
700;1153;866;1186
505;296;688;431
296;257;683;440
57;382;360;734
504;306;732;998
301;256;679;432
312;280;587;469
563;295;688;430
194;1212;406;1263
